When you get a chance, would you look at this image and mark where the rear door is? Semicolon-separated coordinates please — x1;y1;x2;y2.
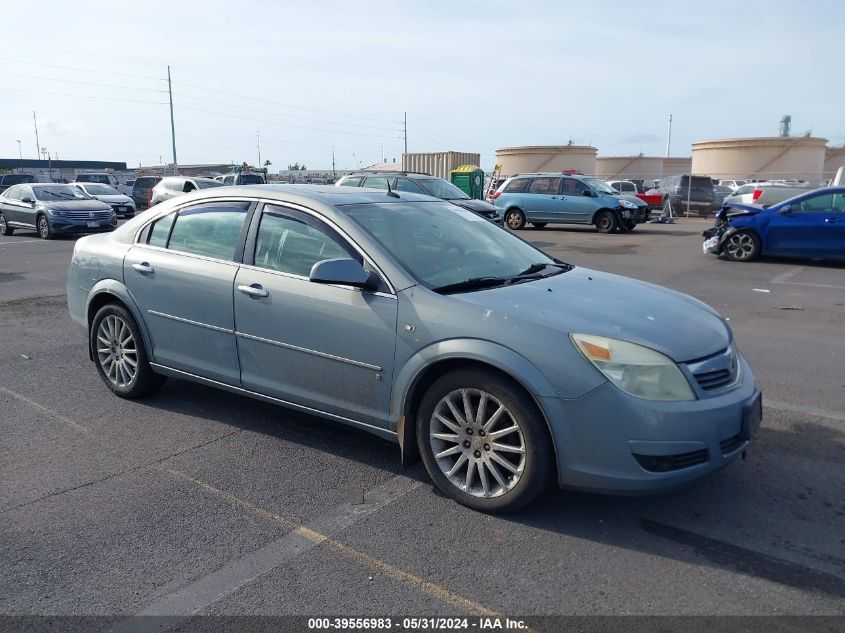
233;203;398;426
123;200;252;384
523;177;561;221
765;191;844;257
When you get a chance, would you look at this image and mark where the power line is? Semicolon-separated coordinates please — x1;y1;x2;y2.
0;72;166;94
0;86;168;106
0;57;163;81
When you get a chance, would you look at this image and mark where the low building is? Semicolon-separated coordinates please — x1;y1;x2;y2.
402;152;481;180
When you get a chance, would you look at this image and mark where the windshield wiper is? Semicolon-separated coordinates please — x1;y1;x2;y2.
432;277;509;294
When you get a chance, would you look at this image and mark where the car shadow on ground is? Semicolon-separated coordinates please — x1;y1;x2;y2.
137;378;845;599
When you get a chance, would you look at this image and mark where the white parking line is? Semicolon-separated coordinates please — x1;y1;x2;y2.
764;399;845;423
769;267;805;284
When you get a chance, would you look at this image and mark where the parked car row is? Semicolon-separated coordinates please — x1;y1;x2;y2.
0;183;117;239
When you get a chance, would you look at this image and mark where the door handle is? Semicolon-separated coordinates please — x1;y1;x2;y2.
238;283;269;298
824;218;837;223
132;262;154;275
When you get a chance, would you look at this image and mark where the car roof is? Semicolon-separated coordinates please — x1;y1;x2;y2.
169;183;439;206
341;171;438;180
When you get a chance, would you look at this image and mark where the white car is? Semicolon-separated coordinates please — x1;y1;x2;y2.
607;180;638;194
722;182;814;208
718;179;747;192
73;182;136;218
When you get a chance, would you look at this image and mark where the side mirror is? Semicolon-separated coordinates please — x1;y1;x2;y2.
20;196;34;204
310;258;376;290
582;190;593;197
778;205;792;215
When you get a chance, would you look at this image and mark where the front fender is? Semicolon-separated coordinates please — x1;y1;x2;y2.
391;338;559;424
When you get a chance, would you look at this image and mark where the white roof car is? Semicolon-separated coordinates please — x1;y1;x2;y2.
73;182;136;216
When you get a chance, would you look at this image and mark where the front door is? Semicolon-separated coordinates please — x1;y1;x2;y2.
766;191;845;257
559;178;597;223
123;200;251;385
233;204;398;427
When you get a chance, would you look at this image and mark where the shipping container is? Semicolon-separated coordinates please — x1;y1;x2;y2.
402;152;481;180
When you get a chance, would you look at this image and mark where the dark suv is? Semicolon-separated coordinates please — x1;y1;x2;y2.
655;175;715;216
131;176;162;209
336;171;502;224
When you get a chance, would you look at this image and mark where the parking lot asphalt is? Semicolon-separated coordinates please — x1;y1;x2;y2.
1;218;844;619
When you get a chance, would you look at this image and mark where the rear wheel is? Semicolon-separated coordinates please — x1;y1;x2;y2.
595;210;618;234
0;213;13;236
505;209;526;230
37;215;53;240
723;230;760;262
417;368;553;513
91;304;166;398
531;222;547;229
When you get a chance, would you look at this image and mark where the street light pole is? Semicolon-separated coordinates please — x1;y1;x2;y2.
16;139;22;166
167;65;178;176
33;111;41;160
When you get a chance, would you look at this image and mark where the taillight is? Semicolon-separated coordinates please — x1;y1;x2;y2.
752;189;763;203
492;191;501;200
146;189;153;206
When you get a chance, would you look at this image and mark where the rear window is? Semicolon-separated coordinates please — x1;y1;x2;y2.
503;178;530;193
339;177;363;187
134;178;159;188
2;174;36;185
238;173;265;185
680;176;714;190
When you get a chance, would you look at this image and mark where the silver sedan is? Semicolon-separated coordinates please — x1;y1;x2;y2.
67;185;761;512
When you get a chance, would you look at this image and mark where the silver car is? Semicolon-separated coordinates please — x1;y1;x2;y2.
73;182;137;217
149;176;224;206
67;185;762;512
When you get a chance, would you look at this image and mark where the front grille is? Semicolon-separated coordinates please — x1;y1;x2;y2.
633;449;709;473
694;368;734;391
64;210;112;220
688;346;739;393
719;434;744;455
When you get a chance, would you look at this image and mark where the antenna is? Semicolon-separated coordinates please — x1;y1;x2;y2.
385;178;399;198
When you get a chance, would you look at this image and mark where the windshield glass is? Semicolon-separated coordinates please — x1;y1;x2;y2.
196;179;225;189
419;179;470;200
342;201;563;289
583;178;617;194
32;185;90;201
2;174;36;185
81;184;120;195
238;173;265;185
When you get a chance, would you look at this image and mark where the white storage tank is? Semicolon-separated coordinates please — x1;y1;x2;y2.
595;156;664;180
824;146;845;180
662;157;693;177
495;145;597;177
691;137;827;181
402;152;481;180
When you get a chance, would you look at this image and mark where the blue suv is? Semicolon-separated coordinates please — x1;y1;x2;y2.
493;173;649;233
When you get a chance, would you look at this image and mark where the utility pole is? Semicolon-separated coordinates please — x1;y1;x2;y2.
167;65;178;175
403;111;407;156
16;139;22;166
33;111;41;160
331;139;336;181
665;114;673;158
257;131;261;168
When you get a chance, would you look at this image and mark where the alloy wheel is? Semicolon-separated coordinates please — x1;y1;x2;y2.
96;315;138;388
429;388;526;498
725;233;755;260
38;217;49;239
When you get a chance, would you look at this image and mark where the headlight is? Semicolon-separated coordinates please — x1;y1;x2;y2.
47;209;67;217
618;199;637;209
570;333;696;401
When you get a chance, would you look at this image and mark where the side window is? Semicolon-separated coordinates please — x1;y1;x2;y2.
339;177;363;187
4;185;21;200
527;178;560;195
147;212;176;247
561;178;587;195
395;178;425;194
166;202;250;260
253;207;356;277
622;182;635;193
224;176;235;185
794;193;835;213
503;178;529;193
363;177;390;190
183;181;196;193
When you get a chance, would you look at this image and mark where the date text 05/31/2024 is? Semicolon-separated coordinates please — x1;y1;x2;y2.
307;617;529;630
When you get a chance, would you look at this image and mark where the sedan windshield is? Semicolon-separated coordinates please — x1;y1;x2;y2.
419;179;471;200
32;185;90;201
81;184;120;195
342;201;568;291
583;178;618;194
196;179;225;189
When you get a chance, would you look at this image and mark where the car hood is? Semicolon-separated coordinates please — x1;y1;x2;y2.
447;198;500;214
618;194;648;207
92;194;133;204
455;267;730;362
38;199;113;211
716;203;764;221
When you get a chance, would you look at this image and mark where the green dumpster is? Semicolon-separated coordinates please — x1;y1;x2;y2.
450;165;485;199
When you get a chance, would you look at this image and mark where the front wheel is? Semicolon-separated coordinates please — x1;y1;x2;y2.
91;304;166;398
723;230;760;262
417;368;553;513
0;213;13;236
504;209;526;230
37;215;53;240
595;210;618;234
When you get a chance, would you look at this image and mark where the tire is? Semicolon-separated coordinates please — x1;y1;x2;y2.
531;222;547;229
90;304;166;398
37;214;53;240
0;213;13;236
618;219;636;233
722;229;760;262
594;210;618;234
504;208;526;230
416;368;553;513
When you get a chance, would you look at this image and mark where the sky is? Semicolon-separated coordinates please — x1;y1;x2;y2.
2;0;843;172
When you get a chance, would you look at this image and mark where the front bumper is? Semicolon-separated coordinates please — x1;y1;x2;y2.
540;352;761;494
49;216;117;233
